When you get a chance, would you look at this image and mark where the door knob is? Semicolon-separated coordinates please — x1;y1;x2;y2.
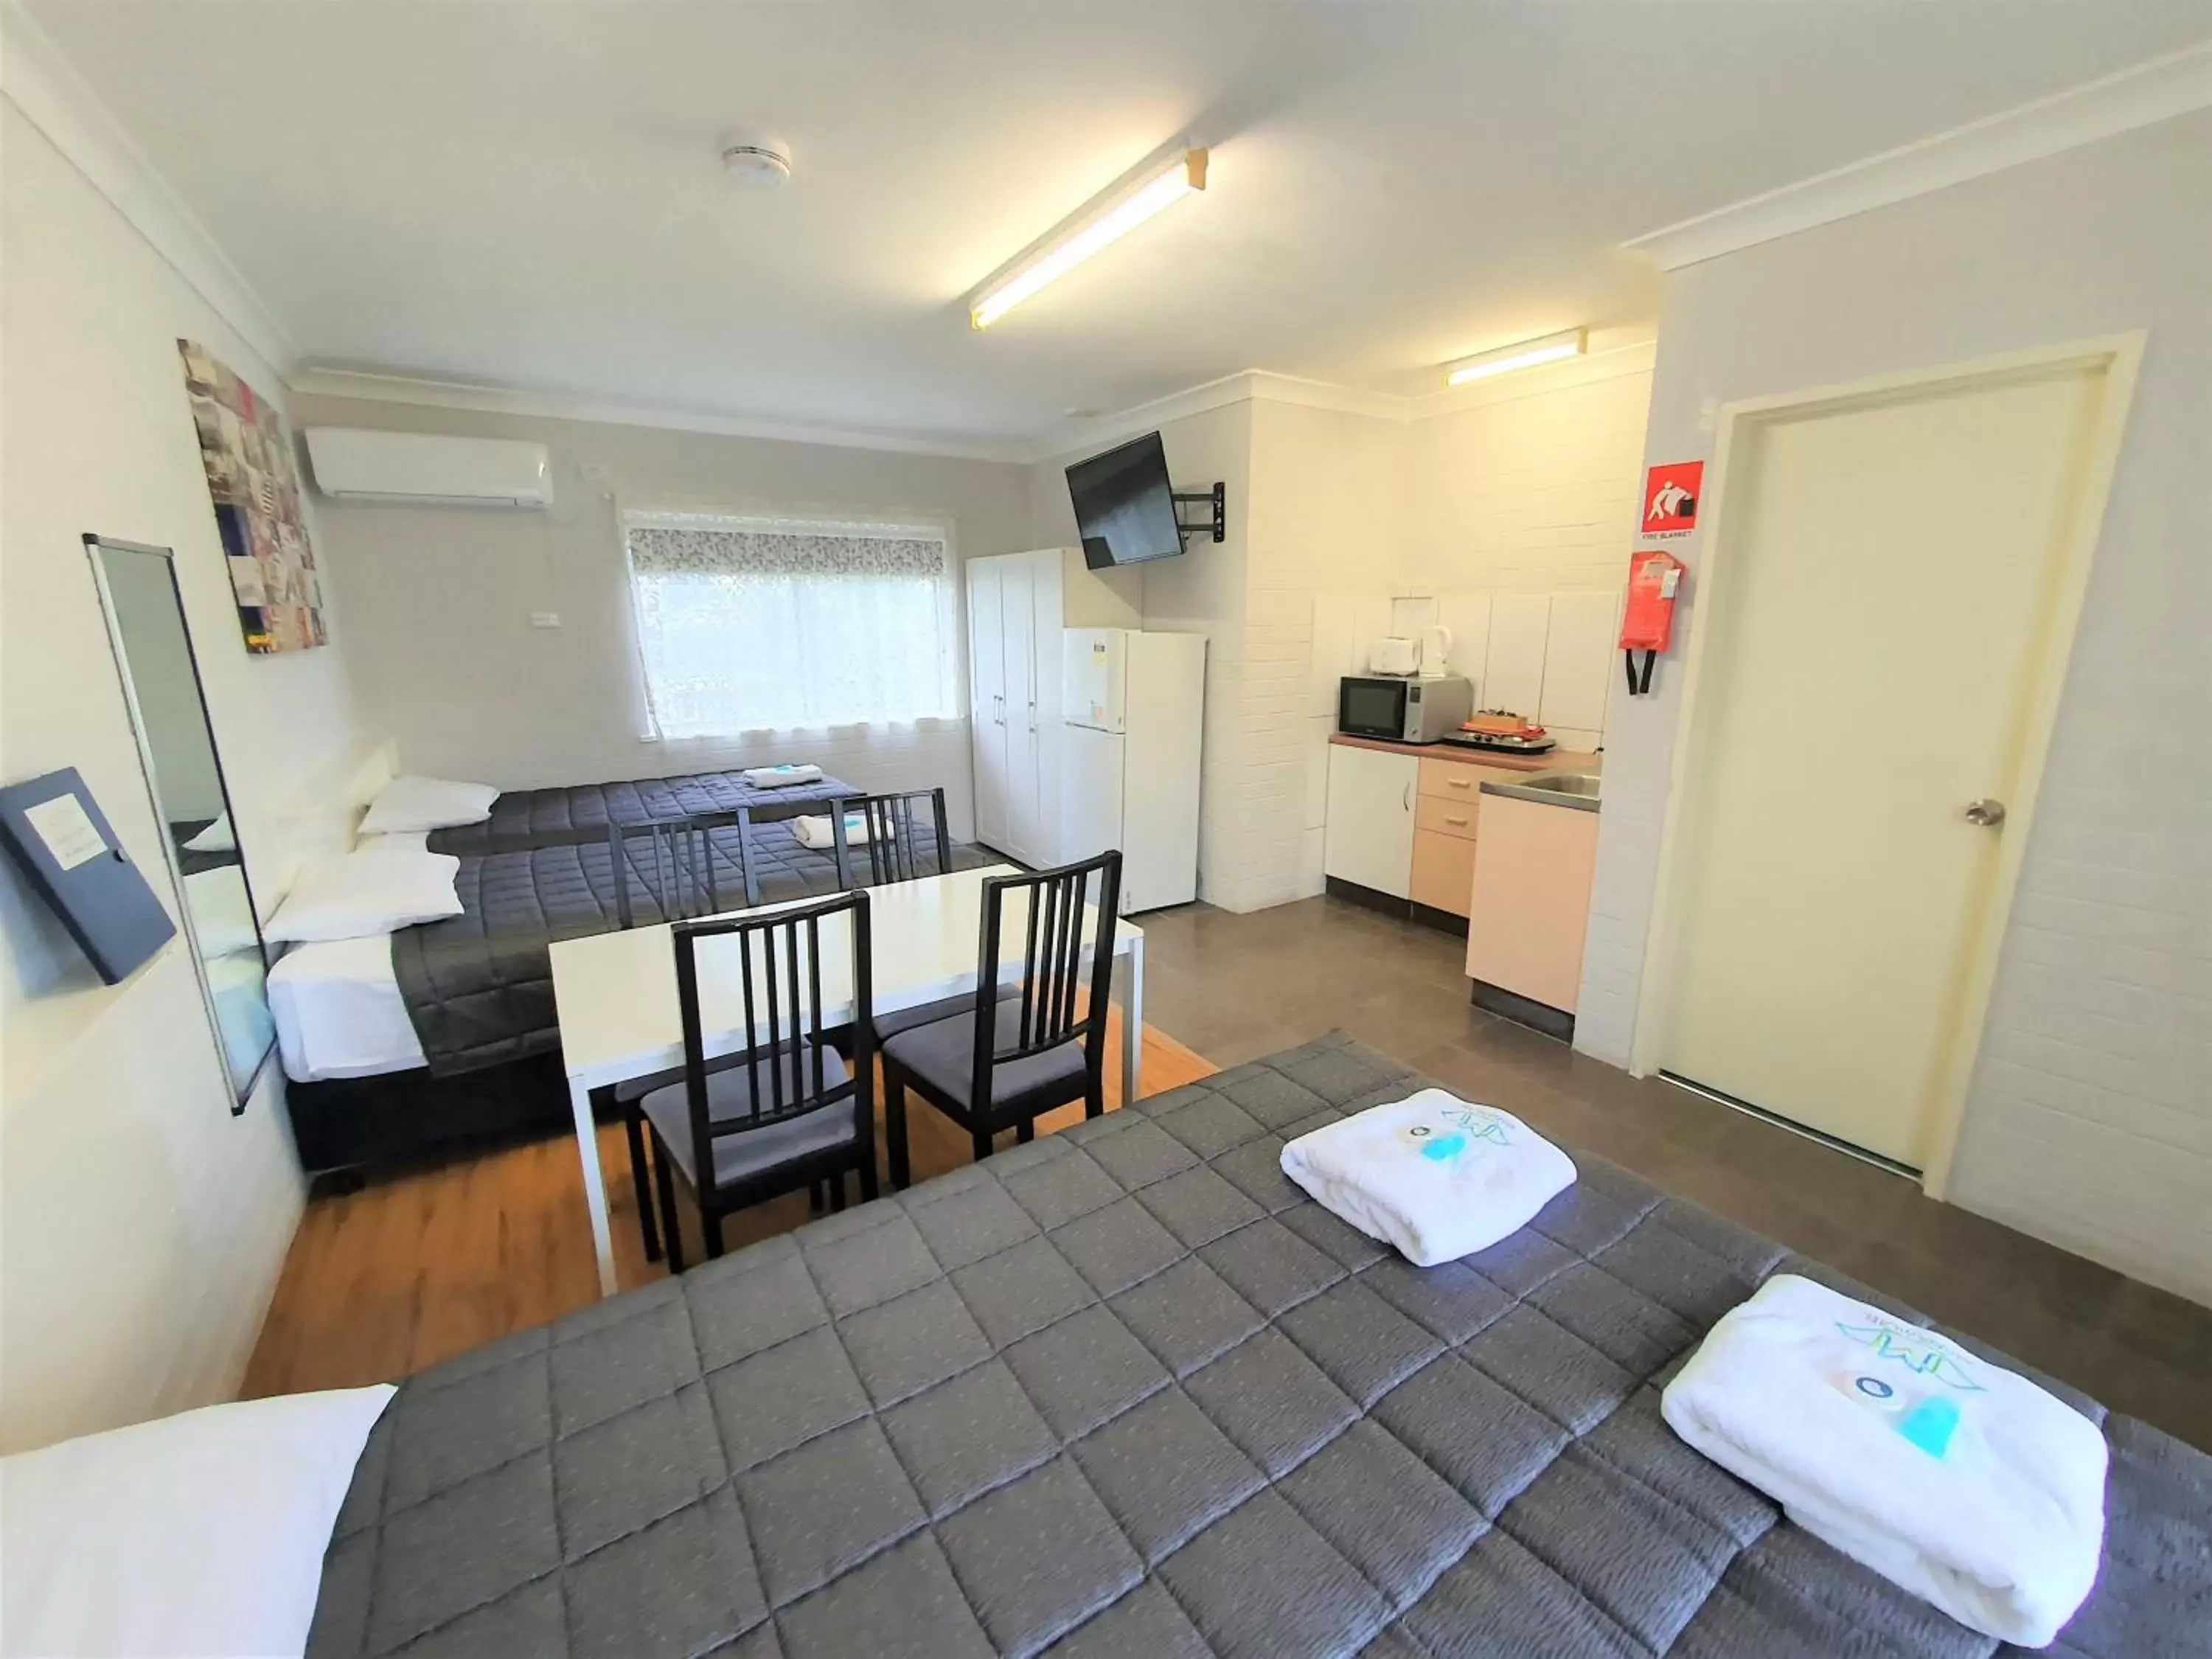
1964;799;2007;827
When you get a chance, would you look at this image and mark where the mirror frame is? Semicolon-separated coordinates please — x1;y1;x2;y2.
85;534;274;1111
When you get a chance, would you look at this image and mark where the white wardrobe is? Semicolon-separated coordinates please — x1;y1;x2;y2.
966;548;1138;867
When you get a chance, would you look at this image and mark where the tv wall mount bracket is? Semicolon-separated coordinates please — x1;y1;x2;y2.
1172;483;1227;545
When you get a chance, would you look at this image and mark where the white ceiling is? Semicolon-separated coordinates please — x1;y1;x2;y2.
27;1;2211;448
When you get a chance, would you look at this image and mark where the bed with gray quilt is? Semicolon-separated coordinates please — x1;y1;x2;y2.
424;767;860;855
307;1034;2211;1659
393;819;990;1074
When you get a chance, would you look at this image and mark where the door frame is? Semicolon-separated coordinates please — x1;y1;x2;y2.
1628;332;2144;1197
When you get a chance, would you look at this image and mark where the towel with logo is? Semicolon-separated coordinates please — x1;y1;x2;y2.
1277;1088;1576;1267
791;812;892;852
1661;1272;2107;1646
741;764;824;789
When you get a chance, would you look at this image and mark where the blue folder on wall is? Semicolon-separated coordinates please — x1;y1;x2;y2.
0;768;175;984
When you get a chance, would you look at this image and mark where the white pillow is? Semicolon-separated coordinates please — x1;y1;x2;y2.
358;774;497;835
0;1384;394;1659
355;830;429;855
182;811;235;852
265;849;463;942
182;864;262;958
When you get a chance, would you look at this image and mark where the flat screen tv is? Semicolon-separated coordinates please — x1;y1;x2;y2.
1067;431;1183;570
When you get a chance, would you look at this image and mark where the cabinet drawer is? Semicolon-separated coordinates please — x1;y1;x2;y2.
1416;793;1480;841
1410;829;1478;917
1418;757;1491;804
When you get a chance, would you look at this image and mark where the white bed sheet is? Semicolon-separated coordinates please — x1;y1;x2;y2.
267;936;425;1083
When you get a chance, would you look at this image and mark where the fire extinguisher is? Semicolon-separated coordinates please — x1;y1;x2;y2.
1621;549;1684;695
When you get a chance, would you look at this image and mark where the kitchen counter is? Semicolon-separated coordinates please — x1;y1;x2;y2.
1326;731;1600;773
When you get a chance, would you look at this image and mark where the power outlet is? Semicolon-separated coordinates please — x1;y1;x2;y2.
529;611;562;629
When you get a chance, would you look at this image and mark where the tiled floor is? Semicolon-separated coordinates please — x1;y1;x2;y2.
1135;894;2212;1453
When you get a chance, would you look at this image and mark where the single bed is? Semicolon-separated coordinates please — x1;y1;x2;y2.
306;1033;2211;1659
276;813;990;1172
423;766;860;855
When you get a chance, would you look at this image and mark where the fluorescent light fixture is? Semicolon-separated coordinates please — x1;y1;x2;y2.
1442;327;1587;386
971;147;1208;330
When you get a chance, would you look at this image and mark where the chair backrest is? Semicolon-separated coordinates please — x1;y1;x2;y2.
973;849;1123;1091
672;888;874;1198
828;787;953;888
608;810;758;928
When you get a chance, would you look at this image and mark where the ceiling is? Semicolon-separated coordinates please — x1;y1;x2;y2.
27;1;2210;448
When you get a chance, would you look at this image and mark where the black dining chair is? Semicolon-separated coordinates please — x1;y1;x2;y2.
617;889;877;1271
879;849;1121;1186
606;810;760;928
827;786;955;889
605;811;775;1262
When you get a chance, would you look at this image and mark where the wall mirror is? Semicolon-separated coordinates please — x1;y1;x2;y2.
88;535;274;1107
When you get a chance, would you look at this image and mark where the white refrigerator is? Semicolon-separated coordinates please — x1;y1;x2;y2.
1060;628;1207;913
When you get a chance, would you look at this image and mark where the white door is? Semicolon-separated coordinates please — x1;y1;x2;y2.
1660;360;2111;1167
1324;745;1418;900
967;558;1009;849
999;556;1042;862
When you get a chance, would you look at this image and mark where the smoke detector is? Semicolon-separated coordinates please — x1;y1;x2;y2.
722;137;792;189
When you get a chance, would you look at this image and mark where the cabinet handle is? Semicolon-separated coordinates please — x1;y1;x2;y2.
1447;776;1472;789
1402;782;1412;811
1444;815;1470;827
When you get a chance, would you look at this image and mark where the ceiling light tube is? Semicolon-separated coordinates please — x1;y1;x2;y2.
971;146;1208;330
1442;327;1587;386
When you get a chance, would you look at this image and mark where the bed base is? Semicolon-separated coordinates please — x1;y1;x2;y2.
285;1053;572;1181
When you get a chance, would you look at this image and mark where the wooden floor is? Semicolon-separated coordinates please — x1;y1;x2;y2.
241;1012;1214;1399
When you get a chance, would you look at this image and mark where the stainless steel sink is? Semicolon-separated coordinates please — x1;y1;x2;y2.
1478;769;1602;812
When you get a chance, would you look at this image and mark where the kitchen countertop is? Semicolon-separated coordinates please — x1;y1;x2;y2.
1326;731;1601;773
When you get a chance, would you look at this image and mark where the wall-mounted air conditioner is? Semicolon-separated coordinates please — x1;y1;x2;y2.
304;427;552;509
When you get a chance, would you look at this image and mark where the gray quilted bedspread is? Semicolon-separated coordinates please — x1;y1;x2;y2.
425;769;859;855
307;1034;2212;1658
392;823;989;1075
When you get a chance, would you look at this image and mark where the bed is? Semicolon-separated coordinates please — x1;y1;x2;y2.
422;766;860;855
305;1033;2211;1659
276;813;988;1171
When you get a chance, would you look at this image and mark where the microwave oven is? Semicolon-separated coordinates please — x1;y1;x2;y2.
1338;675;1474;743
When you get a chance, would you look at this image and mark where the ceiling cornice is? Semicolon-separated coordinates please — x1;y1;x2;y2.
1024;340;1660;462
1626;38;2212;271
287;366;1037;464
0;0;296;375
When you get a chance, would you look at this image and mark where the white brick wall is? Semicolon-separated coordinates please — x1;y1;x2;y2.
1402;363;1654;594
1578;112;2212;1305
1032;370;1660;915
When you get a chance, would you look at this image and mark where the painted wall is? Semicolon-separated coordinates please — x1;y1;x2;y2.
1400;350;1655;596
1579;111;2212;1305
0;102;378;1451
1245;401;1405;905
1032;370;1657;911
292;394;1037;840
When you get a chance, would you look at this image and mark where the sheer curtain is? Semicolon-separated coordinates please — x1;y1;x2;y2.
624;513;959;739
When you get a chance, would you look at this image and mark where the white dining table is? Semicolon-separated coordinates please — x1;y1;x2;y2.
550;864;1146;1295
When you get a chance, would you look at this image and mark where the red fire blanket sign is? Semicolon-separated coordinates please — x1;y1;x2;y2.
1642;460;1703;538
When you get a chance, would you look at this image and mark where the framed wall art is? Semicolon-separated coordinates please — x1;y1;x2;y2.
177;338;326;653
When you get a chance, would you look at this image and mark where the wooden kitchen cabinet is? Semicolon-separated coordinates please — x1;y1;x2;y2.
1324;744;1418;900
1410;829;1478;915
1465;793;1601;1012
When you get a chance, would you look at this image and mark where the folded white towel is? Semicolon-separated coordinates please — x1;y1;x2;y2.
742;764;823;788
1278;1088;1576;1267
791;812;891;852
1661;1273;2107;1646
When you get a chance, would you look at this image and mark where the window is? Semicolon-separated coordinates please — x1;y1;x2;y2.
624;512;960;739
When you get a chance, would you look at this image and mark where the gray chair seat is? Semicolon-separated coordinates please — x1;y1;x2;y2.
636;1043;855;1188
881;1000;1085;1110
870;990;990;1044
